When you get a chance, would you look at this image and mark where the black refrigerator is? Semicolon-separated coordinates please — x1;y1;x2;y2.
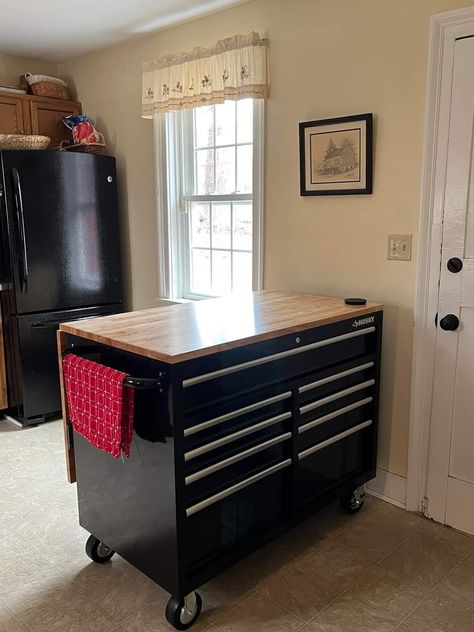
0;151;123;426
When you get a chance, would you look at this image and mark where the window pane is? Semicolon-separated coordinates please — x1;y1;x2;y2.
215;147;235;194
237;99;253;144
232;251;252;293
215;101;236;146
212;203;231;249
196;149;214;194
190;202;210;248
195;105;214;148
212;251;231;295
191;249;211;294
237;145;252;193
233;202;252;251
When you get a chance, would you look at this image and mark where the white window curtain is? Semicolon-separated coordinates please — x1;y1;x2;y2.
142;32;268;117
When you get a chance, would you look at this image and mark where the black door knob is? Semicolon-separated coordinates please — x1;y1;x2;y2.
439;314;460;331
447;257;463;273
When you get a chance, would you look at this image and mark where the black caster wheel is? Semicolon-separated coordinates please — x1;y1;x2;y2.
340;487;365;514
85;535;115;563
165;592;202;630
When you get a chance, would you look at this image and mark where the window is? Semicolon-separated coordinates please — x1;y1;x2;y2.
156;99;264;300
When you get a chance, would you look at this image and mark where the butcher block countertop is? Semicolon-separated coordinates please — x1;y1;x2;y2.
59;292;382;364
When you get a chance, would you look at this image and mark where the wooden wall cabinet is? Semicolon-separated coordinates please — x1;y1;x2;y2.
0;91;81;147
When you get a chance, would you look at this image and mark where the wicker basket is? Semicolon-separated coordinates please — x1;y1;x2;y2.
29;81;69;100
61;142;106;155
0;134;50;150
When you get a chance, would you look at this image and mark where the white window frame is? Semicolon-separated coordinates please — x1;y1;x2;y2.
154;99;265;301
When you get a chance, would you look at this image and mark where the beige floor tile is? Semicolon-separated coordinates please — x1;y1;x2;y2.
0;524;55;590
67;555;167;623
215;592;304;632
198;561;258;623
379;521;474;588
1;497;88;569
0;569;114;632
0;603;26;632
296;533;376;591
333;508;423;564
310;593;401;632
261;566;343;621
405;551;474;631
394;626;416;632
121;597;212;632
350;560;433;619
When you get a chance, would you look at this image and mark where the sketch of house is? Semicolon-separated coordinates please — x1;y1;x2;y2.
319;137;358;175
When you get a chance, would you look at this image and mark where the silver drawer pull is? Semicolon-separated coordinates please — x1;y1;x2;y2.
300;379;375;415
183;326;376;388
184;391;292;438
184;411;291;461
299;397;373;434
299;362;374;394
185;432;291;485
298;419;373;460
186;459;292;517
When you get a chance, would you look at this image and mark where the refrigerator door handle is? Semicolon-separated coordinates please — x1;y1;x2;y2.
31;314;109;329
11;169;29;294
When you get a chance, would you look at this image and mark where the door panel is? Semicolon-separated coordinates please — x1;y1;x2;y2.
0;95;25;134
427;36;474;535
29;99;81;148
2;151;122;314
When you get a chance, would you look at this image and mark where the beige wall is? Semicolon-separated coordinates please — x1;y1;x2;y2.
58;0;471;478
0;53;56;87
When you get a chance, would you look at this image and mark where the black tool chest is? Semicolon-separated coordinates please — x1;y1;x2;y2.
63;307;382;630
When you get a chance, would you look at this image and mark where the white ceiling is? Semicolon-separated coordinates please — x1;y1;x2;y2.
0;0;248;63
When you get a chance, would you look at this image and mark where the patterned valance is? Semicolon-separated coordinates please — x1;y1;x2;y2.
142;32;268;117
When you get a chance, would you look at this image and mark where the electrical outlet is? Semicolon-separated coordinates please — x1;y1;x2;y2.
387;234;412;261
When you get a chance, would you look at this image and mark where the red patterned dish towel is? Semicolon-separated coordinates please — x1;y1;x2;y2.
63;354;135;458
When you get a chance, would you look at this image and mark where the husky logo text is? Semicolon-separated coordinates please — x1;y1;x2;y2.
352;315;375;328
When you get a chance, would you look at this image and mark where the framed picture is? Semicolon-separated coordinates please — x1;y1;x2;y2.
299;113;373;196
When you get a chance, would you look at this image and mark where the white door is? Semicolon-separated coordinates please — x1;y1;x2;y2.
426;36;474;535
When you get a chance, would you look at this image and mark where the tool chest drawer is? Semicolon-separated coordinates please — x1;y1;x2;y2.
184;462;290;574
296;419;374;506
179;319;380;411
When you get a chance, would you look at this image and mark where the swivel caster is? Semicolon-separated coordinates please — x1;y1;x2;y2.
85;535;115;563
165;591;202;630
340;486;365;514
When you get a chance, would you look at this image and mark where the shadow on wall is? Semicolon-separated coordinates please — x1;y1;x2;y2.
377;302;414;474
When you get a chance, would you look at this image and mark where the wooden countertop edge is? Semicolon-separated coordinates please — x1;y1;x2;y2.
60;303;383;364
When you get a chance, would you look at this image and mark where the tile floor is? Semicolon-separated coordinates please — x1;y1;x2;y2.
0;417;473;632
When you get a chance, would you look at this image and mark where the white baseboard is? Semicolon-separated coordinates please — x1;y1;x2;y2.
366;468;407;509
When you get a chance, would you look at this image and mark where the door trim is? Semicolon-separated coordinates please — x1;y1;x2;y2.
407;6;474;514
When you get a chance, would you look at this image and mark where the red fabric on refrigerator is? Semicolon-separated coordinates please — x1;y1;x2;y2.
62;354;134;458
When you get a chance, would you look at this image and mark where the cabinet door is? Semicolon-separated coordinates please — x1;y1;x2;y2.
30;99;82;147
0;304;8;410
0;94;26;134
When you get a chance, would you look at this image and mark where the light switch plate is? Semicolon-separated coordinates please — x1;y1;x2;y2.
387;234;412;261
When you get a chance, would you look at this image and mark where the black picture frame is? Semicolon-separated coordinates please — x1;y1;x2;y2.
299;113;373;196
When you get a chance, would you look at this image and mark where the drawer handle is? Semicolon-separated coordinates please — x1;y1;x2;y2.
298;419;373;460
299;379;375;415
185;432;292;485
184;411;291;461
184;391;292;438
298;361;374;394
183;326;376;388
299;397;373;434
186;459;292;517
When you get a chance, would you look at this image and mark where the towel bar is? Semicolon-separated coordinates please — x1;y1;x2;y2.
62;346;163;390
